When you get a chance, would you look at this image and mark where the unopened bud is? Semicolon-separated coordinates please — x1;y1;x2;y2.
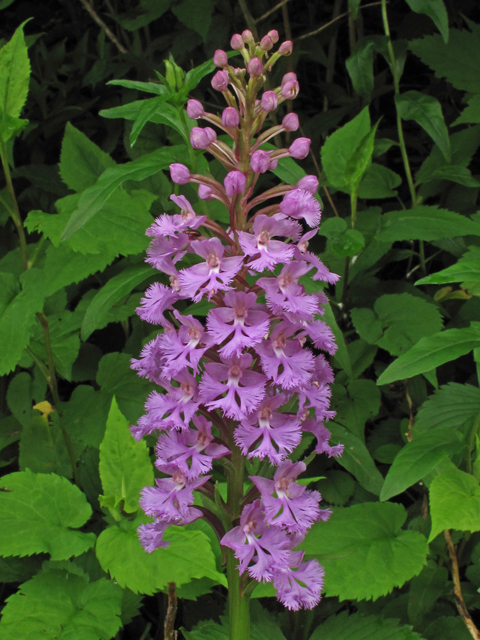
213;49;228;68
297;175;319;194
170;163;191;184
269;157;278;170
261;90;278;112
211;69;229;92
260;35;274;51
198;184;215;200
222;107;240;128
281;79;299;99
186;99;204;119
289;137;311;159
279;40;293;56
251;150;271;173
281;72;297;86
268;30;279;43
282;112;299;131
247;57;263;77
190;126;217;150
231;33;244;50
224;170;246;196
242;29;254;43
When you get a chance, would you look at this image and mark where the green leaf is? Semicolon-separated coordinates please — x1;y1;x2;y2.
59;122;115;193
416;164;480;187
350;308;383;344
172;0;214;42
328;422;384;495
395;91;450;162
317;470;356;506
345;122;380;195
99;398;153;517
81;264;153;340
112;0;172;31
410;29;480;93
0;564;122;640
271;155;307;185
61;385;111;451
453;94;480;126
19;412;72;477
321;107;371;192
301;502;428;601
380;427;463;501
346;38;375;102
416;257;480;294
183;58;217;94
130;98;189;146
404;0;449;43
424;616;472;640
61;146;182;241
0;555;43;583
377;206;480;242
0;269;47;376
319;218;365;257
335;379;381;440
309;611;424;640
413;383;480;436
0;21;30;122
0;470;95;560
377;322;480;385
429;464;480;541
407;564;449;627
96;520;226;594
357;163;402;199
323;304;353;378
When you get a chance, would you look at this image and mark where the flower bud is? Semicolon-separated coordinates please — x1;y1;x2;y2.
268;29;279;43
242;29;254;43
260;35;274;51
213;49;228;68
230;33;244;50
224;170;246;196
251;150;271;173
269;157;278;170
190;126;217;150
282;112;299;131
289;137;311;159
170;163;191;184
281;72;297;86
297;175;319;194
261;90;278;112
247;57;263;77
279;40;293;56
222;107;240;128
186;99;204;119
211;69;229;92
198;184;215;200
281;80;299;99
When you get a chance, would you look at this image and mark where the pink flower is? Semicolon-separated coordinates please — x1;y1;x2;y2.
213;49;228;67
289;137;311;159
224;170;246;196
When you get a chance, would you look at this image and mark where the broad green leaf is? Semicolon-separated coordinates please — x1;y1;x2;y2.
99;398;153;516
81;264;153;340
112;0;172;31
271;155;307;185
0;269;47;376
453;94;480;126
0;22;30;121
377;322;480;385
59;122;115;193
319;218;365;257
429;464;480;541
0;415;21;453
328;422;384;495
317;470;356;507
404;0;449;43
130;98;189;146
357;163;401;199
0;555;43;583
183;58;217;94
424;617;472;640
380;427;463;501
19;412;72;478
345;122;380;195
323;304;353;378
302;502;428;601
377;206;480;242
61;385;111;451
416;257;480;294
321;107;370;192
96;519;226;594
346;38;375;102
61;146;182;241
0;564;122;640
172;0;214;42
350;308;383;344
0;470;95;559
107;79;171;96
410;30;480;93
309;611;424;640
407;564;448;627
335;379;381;440
413;383;480;436
395;91;450;162
416;164;480;187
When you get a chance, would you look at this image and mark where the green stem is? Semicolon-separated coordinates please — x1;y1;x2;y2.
227;549;251;640
0;142;29;270
28;234;47;269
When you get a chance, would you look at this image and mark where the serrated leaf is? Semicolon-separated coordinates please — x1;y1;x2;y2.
317;470;355;506
377;206;480;242
0;555;43;583
407;564;448;627
429;465;480;541
453;94;480;126
424;616;472;640
99;398;153;516
346;38;375;102
302;502;428;601
309;611;424;640
0;470;95;559
0;21;30;122
377;322;480;385
96;520;226;594
0;565;122;640
350;308;383;344
404;0;449;43
345;122;380;195
335;379;381;440
414;383;480;436
380;427;463;501
416;258;480;294
357;163;402;199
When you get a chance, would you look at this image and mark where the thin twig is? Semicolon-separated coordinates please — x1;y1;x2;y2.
444;530;480;640
296;1;383;42
164;583;178;640
78;0;127;54
255;0;290;24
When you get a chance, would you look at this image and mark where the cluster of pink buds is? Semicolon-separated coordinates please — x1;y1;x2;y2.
131;29;343;611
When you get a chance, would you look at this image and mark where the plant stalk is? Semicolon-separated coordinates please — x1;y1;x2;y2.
0;142;29;270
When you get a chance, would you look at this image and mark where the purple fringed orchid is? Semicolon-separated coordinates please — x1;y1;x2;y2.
131;31;343;617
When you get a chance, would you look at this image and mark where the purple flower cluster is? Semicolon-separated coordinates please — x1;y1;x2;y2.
132;28;342;612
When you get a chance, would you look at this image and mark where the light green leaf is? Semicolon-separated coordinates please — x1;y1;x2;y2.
346;38;375;101
0;470;95;560
319;218;365;257
59;122;115;193
350;308;383;344
309;611;424;640
413;383;480;436
302;502;428;601
317;470;356;506
416;164;480;187
61;385;111;450
377;322;480;385
130;98;189;147
380;427;463;501
0;564;122;640
404;0;449;43
19;412;72;478
429;464;480;541
0;21;30;121
416;258;480;294
172;0;214;42
99;398;154;516
96;520;226;594
377;206;480;242
395;91;450;162
453;94;480;126
345;122;380;195
183;58;217;94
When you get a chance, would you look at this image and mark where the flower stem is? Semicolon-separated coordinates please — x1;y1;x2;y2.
0;141;29;270
227;549;251;640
